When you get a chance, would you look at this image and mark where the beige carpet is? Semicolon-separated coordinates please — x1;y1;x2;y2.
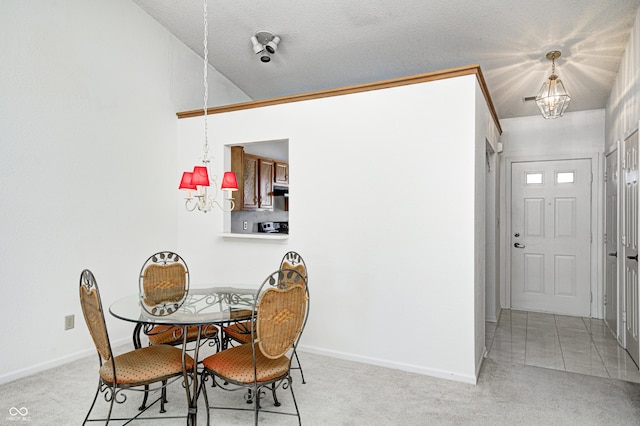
1;349;639;425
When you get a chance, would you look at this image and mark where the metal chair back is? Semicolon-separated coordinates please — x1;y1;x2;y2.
139;251;189;316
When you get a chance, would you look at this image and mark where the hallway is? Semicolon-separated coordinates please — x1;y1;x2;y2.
486;310;640;383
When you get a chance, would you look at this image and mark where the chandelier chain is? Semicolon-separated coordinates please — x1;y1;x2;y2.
203;0;209;158
178;0;236;213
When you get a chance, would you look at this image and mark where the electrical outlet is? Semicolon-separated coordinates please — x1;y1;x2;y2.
243;221;248;230
64;314;75;330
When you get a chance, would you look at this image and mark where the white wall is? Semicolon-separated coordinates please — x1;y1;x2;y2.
0;0;249;383
606;6;640;148
498;110;605;316
501;110;605;156
474;84;489;374
604;4;640;345
177;75;494;383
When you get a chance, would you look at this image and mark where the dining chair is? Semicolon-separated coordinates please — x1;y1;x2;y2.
223;251;307;346
79;269;194;425
277;251;308;384
136;251;221;410
139;250;189;316
200;268;309;425
138;251;220;352
223;252;308;384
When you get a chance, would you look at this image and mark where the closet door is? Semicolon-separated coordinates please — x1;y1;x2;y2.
604;148;619;337
623;129;639;367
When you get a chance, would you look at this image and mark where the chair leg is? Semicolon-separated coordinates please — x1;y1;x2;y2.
139;385;149;411
105;386;117;426
271;383;281;407
287;376;302;426
253;384;260;426
160;380;167;413
293;350;306;384
201;372;211;426
82;381;101;425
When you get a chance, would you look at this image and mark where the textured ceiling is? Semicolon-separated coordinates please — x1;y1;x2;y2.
133;0;640;119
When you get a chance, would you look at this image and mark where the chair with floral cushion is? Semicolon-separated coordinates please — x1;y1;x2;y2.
79;269;194;425
201;268;309;425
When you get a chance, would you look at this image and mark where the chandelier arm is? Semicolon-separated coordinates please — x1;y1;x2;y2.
203;183;235;212
209;198;236;213
185;198;198;212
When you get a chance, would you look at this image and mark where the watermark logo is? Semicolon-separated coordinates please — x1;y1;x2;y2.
6;407;31;422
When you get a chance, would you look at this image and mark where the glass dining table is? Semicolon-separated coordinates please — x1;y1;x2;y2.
109;287;258;426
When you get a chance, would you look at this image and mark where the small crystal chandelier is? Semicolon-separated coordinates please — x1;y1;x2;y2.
535;51;571;119
178;0;238;212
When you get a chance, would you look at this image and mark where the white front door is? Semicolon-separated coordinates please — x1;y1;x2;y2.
623;129;639;366
511;159;592;316
605;149;619;335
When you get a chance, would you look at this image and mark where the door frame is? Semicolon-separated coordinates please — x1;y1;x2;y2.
604;141;622;342
501;152;603;318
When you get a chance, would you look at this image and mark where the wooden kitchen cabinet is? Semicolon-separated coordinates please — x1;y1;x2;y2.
275;161;289;185
230;146;277;211
230;146;245;211
258;158;274;210
242;154;260;210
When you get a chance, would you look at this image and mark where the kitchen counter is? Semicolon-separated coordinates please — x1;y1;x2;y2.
220;232;289;240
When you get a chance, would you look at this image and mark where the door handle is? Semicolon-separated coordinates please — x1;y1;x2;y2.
514;243;526;249
627;254;638;261
608;252;618;257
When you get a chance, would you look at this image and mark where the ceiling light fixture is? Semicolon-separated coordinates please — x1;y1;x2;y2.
535;50;571;119
178;0;238;213
250;30;281;63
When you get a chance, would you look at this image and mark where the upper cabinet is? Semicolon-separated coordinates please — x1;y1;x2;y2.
242;153;259;210
258;158;274;210
231;146;286;211
275;161;289;185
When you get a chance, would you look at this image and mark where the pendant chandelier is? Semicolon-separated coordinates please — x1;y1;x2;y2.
535;50;571;119
178;0;238;213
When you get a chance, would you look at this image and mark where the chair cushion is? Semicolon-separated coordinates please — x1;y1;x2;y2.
99;344;194;386
148;324;218;346
202;344;289;384
223;321;255;344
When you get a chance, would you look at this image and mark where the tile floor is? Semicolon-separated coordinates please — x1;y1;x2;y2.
486;309;640;383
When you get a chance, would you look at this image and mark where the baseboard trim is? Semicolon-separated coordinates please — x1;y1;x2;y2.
476;345;487;380
298;344;477;385
0;336;130;385
3;339;479;386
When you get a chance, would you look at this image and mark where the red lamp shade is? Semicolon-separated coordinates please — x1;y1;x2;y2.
191;166;210;187
178;172;196;190
221;171;239;191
